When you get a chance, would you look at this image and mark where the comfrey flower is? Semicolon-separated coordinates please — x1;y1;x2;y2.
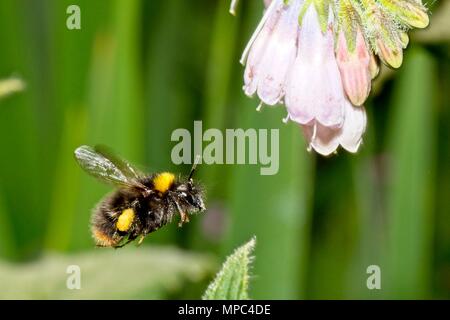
235;0;429;156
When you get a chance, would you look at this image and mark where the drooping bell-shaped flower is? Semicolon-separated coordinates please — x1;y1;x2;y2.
285;4;345;128
243;0;302;106
302;100;367;156
235;0;429;156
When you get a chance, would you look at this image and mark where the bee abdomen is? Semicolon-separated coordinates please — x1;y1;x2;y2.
92;227;119;247
90;191;128;247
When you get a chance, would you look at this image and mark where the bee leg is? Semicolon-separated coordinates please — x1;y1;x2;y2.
171;197;190;227
113;238;133;249
137;234;146;246
178;211;190;227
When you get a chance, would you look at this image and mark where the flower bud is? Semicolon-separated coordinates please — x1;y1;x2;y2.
369;54;380;80
336;30;372;106
399;31;409;49
376;38;403;69
379;0;429;29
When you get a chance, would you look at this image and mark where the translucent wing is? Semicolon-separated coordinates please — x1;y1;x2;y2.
74;145;148;191
94;144;142;180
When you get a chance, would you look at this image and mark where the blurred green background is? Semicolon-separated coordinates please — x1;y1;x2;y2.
0;0;448;299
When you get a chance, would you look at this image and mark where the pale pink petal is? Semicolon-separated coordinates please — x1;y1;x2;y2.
243;28;270;97
315;58;346;127
302;99;367;155
285;5;344;127
339;101;367;153
264;0;273;8
314;20;346;127
241;0;282;65
285;57;318;124
243;1;283;97
257;1;300;105
285;5;321;124
302;122;341;156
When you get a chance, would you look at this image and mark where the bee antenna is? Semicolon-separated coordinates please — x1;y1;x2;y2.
188;155;201;181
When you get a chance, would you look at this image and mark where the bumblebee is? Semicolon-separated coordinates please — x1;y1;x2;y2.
74;145;206;248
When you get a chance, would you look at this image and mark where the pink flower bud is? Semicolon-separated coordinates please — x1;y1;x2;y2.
369;53;380;80
336;30;372;106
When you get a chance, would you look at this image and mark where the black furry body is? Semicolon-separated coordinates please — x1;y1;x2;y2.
91;175;205;248
74;145;205;248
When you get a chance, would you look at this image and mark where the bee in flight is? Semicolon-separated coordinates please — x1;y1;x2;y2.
74;145;206;248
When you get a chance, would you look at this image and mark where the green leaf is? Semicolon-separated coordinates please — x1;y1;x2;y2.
0;246;215;299
203;237;256;300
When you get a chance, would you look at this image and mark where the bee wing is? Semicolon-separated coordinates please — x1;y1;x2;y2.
93;144;142;180
74;145;149;191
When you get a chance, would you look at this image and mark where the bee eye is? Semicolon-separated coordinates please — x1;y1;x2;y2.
185;194;194;204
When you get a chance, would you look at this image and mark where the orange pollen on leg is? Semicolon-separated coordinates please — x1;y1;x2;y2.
93;229;116;247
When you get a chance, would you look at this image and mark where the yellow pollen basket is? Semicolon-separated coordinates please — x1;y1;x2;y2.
153;172;175;194
116;208;135;232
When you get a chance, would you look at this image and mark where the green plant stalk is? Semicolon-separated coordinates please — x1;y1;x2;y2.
0;0;43;257
45;0;109;251
225;0;314;300
347;106;384;299
384;47;436;299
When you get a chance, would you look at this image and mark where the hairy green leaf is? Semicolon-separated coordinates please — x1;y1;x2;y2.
203;237;255;300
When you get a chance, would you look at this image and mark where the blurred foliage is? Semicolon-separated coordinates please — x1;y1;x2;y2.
0;246;215;299
0;77;25;99
0;0;448;299
203;237;255;300
414;0;450;44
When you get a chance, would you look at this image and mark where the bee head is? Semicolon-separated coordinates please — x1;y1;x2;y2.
176;181;206;212
174;156;205;212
